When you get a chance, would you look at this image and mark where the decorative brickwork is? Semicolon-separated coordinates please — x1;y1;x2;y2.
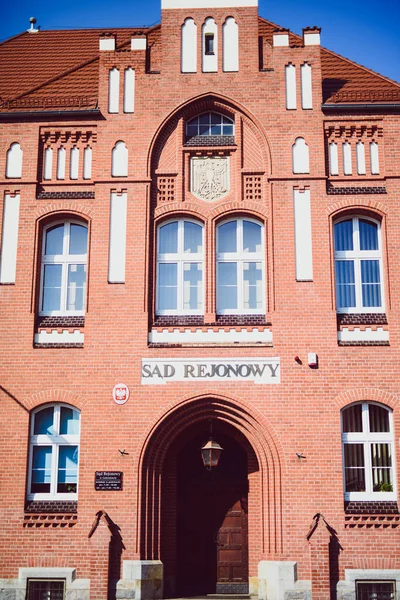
185;135;235;147
337;313;388;326
243;174;263;202
327;185;387;195
338;341;390;347
157;176;176;202
36;316;85;328
37;191;95;200
25;500;78;514
344;501;399;515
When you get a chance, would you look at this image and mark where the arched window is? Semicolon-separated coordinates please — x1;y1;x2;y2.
156;219;204;315
216;218;265;314
342;402;395;501
39;221;88;316
28;404;80;500
222;17;238;72
186;112;234;141
334;216;383;313
292;137;309;173
112;141;128;177
6;142;23;178
181;18;197;73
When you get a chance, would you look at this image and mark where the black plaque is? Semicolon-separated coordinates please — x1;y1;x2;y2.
95;471;123;491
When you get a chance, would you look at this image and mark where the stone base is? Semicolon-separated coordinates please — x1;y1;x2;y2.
0;568;89;600
116;560;163;600
337;569;400;600
258;561;311;600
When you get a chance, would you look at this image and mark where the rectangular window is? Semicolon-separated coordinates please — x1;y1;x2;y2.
356;581;395;600
27;579;65;600
205;33;214;55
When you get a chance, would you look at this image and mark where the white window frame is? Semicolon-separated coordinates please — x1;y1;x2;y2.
334;216;384;314
216;217;265;315
341;402;396;502
27;404;80;501
156;218;204;316
39;220;88;317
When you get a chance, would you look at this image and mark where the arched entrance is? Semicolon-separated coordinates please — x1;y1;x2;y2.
138;395;283;597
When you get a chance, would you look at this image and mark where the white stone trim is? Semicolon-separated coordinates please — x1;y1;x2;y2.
0;568;90;600
337;569;400;600
163;0;257;7
273;33;289;47
124;68;135;113
108;192;127;283
131;38;146;51
258;561;311;600
34;329;84;344
108;67;120;114
300;63;313;109
222;17;239;72
285;64;296;110
149;327;273;344
181;19;197;73
304;31;320;46
338;327;389;342
293;189;313;281
0;193;20;284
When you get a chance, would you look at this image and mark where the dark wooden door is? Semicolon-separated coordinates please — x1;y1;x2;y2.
177;431;249;595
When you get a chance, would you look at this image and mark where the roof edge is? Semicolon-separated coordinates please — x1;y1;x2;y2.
0;108;102;120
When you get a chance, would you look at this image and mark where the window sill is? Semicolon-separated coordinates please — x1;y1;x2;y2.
34;316;85;347
337;313;389;345
25;500;77;514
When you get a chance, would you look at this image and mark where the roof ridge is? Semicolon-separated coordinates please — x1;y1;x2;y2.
321;46;400;89
258;15;303;41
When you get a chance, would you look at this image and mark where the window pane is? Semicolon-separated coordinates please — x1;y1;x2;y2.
34;407;55;435
335;261;356;308
369;405;390;433
184;222;203;253
69;224;88;255
186;124;198;138
357;581;395;600
342;404;363;432
361;260;381;307
334;220;353;252
183;263;203;310
359;220;378;251
42;264;62;312
222;124;234;135
158;263;177;310
243;262;263;309
45;225;64;255
371;443;392;492
199;114;209;125
67;264;86;311
218;262;237;310
210;123;222;135
243;221;262;253
218;221;237;253
199;124;211;136
344;443;365;492
60;407;80;435
159;222;178;254
27;579;65;600
211;113;220;124
57;446;78;493
31;446;52;493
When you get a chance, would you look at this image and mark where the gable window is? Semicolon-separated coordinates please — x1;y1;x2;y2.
156;219;204;315
334;217;383;313
356;581;395;600
186;112;234;141
342;402;395;501
39;221;88;316
28;404;80;500
216;218;265;314
27;580;65;600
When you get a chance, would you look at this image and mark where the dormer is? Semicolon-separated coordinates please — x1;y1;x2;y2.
161;0;259;74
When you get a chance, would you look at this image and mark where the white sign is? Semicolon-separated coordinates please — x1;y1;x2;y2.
141;358;280;385
113;383;130;404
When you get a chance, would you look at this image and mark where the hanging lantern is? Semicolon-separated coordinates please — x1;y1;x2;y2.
201;438;223;469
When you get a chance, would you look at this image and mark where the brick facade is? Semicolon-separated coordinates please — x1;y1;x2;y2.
1;1;400;599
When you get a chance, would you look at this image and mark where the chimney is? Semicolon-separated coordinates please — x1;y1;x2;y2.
99;33;116;51
303;26;321;46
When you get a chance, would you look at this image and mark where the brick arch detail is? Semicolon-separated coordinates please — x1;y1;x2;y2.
23;389;88;412
34;203;93;221
147;91;272;177
333;388;400;410
326;198;389;218
154;202;210;221
210;201;269;222
136;392;284;560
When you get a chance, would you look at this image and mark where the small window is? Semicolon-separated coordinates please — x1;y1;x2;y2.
28;404;80;500
186;112;234;140
334;216;383;313
39;221;88;316
156;219;204;315
27;579;65;600
356;581;395;600
342;403;395;501
205;33;214;55
216;218;265;314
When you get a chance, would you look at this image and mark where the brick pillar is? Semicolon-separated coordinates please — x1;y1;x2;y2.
89;511;112;600
307;513;333;600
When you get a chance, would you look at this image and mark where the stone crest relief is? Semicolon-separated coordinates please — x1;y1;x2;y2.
191;156;229;201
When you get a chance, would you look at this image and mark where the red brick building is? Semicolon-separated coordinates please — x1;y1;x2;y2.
1;0;400;599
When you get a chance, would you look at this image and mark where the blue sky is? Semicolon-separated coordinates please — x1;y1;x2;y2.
3;0;400;83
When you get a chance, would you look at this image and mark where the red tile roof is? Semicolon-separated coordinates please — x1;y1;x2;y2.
0;19;399;112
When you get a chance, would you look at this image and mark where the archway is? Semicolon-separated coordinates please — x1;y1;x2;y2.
137;395;283;597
